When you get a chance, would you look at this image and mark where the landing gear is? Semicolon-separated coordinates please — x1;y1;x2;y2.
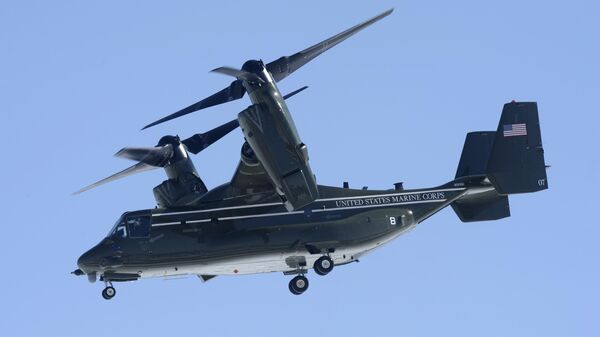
314;256;334;276
288;275;309;295
102;282;116;300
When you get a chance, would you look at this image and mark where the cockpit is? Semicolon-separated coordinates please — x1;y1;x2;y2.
107;211;152;239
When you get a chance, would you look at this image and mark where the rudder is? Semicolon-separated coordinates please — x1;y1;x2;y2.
451;101;548;222
486;101;548;194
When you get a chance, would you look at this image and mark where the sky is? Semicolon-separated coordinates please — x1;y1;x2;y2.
1;0;599;336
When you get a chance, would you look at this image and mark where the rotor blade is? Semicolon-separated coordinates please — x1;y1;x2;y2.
211;67;264;83
182;119;240;154
115;144;174;167
283;86;308;100
142;79;245;130
266;9;393;82
72;162;157;195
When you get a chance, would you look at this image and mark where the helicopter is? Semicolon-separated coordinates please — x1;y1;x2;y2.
72;9;548;299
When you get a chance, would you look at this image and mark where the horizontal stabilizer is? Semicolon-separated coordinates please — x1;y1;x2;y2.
452;189;510;222
455;102;548;195
451;101;548;222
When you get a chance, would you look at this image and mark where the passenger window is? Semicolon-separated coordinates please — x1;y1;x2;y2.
126;216;151;238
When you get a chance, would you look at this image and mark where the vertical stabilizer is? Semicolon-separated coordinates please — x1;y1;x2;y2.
486;102;548;194
451;101;548;222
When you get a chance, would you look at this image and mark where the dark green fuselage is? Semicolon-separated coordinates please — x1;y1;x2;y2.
78;183;470;280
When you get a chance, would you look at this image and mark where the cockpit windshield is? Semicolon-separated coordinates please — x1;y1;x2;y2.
106;212;152;239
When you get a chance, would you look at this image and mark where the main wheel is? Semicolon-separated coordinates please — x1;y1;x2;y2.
314;256;334;276
288;275;309;295
102;286;116;300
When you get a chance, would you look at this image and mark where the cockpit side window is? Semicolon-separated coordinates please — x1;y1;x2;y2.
107;215;127;239
115;225;127;238
126;216;151;238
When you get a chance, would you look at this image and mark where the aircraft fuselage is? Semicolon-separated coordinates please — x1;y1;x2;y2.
77;184;471;281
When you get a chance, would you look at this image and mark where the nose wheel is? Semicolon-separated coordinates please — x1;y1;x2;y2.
288;275;309;295
313;256;334;276
101;282;116;300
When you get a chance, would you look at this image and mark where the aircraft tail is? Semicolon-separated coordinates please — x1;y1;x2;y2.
451;101;548;222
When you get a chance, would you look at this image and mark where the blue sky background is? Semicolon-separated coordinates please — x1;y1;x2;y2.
1;1;598;336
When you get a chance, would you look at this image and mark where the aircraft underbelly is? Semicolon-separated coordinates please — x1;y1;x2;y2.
136;221;414;278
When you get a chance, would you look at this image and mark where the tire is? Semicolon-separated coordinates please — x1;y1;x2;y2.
314;256;334;276
102;286;116;300
288;284;300;295
288;275;309;295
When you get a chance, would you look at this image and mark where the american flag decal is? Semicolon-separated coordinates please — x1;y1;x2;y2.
503;123;527;137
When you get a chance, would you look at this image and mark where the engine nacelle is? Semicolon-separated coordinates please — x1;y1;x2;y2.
238;104;318;210
152;135;208;208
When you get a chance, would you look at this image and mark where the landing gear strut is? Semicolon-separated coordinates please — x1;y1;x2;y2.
102;282;116;300
288;275;309;295
314;255;334;276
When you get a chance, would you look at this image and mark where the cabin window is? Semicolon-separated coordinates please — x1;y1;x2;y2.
126;216;151;238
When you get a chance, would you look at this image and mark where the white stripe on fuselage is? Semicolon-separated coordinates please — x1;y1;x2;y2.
150;187;465;227
313;187;466;202
153;202;283;217
310;198;445;212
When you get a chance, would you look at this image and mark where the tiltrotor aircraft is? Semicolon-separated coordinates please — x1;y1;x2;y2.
73;9;549;299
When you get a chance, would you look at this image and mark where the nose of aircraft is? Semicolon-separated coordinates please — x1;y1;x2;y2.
77;244;104;274
77;250;93;273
